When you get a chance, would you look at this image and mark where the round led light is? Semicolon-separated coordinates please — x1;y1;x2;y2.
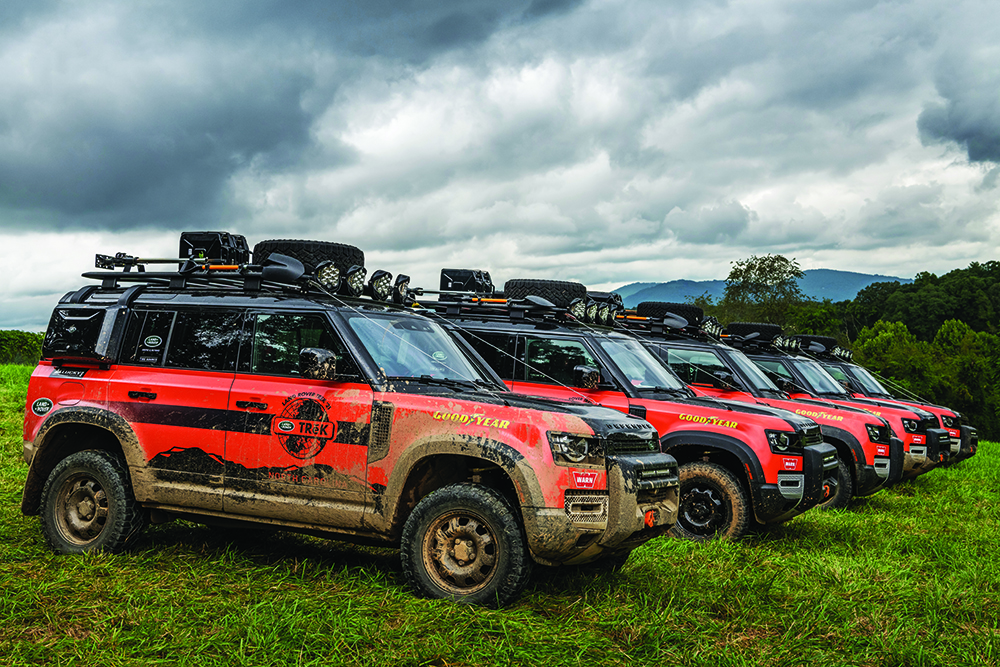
341;265;367;297
393;274;412;305
598;303;610;324
585;300;598;323
368;269;392;301
316;261;341;290
569;298;586;320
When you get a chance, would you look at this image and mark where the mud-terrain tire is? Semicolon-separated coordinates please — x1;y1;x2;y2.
637;301;704;325
670;462;750;541
40;450;147;554
401;483;533;607
504;279;586;308
253;239;364;274
816;454;854;510
727;322;784;341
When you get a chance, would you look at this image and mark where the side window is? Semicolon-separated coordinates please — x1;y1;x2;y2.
460;330;516;380
665;348;727;386
523;337;598;386
249;312;363;381
165;310;243;371
121;310;176;366
753;359;794;381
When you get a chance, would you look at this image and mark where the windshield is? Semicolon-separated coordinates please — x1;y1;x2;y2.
598;338;687;391
791;358;847;395
345;312;488;382
846;365;892;395
726;349;782;393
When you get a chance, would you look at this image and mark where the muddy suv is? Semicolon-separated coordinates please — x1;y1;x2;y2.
793;335;978;465
420;276;839;541
21;234;679;607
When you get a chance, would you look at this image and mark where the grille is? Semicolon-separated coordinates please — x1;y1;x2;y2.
919;417;939;433
564;491;609;524
605;432;657;455
367;401;394;463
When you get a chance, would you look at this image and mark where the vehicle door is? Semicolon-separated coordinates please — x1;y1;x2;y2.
225;311;374;528
660;346;743;399
509;334;630;412
107;307;242;511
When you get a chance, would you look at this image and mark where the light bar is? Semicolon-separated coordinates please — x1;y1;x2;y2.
368;269;393;301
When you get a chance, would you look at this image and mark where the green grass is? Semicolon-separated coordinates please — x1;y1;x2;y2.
1;363;998;666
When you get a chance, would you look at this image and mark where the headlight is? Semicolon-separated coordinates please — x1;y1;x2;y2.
901;418;919;433
766;430;798;454
866;423;889;443
941;414;959;429
548;432;601;466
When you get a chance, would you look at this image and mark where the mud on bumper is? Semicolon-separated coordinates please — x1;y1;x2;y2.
521;453;679;566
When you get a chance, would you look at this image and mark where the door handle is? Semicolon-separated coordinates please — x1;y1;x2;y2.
236;400;268;410
128;391;157;400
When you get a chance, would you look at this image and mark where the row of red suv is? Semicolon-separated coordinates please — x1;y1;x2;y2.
20;233;975;607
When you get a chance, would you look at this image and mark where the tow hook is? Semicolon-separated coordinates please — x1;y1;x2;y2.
823;483;833;499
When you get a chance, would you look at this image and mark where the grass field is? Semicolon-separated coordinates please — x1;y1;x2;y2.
1;363;998;666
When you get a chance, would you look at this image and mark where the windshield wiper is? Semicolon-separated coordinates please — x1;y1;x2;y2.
636;386;690;396
387;375;489;392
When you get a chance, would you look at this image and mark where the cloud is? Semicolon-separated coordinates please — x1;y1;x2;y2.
2;0;1000;329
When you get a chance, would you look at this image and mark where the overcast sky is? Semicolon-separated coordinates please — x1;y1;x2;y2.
2;0;998;329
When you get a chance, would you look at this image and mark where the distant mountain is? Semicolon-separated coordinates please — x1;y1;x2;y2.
614;269;913;308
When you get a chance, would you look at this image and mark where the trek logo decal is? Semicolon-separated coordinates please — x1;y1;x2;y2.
273;392;336;459
31;398;54;416
573;471;599;489
432;411;511;429
782;457;802;471
679;414;738;428
794;409;844;422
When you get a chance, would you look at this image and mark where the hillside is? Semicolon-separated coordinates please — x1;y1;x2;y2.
615;269;913;308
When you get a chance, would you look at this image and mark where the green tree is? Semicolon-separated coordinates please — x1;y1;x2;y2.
719;254;806;325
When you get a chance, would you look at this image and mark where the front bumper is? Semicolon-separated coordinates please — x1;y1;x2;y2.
952;426;978;463
522;452;679;566
901;429;946;479
857;436;904;496
753;443;838;524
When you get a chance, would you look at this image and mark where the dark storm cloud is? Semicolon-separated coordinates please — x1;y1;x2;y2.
918;58;1000;163
0;0;551;232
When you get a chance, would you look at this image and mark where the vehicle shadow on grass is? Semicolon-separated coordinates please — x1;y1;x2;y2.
133;520;405;582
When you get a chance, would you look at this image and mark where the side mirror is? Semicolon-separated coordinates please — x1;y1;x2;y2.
573;365;601;390
300;348;337;381
711;370;736;389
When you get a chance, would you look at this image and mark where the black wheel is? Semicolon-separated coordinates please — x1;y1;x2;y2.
726;322;784;340
252;239;365;274
670;462;750;541
401;483;532;607
40;450;147;554
503;279;587;308
636;301;704;325
816;454;854;510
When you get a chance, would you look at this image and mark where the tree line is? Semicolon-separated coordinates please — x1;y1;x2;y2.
689;256;1000;439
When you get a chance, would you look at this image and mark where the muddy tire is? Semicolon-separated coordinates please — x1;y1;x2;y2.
816;454;854;510
503;279;586;308
670;462;750;541
636;301;704;325
252;239;364;274
401;483;532;607
40;450;147;554
727;322;784;341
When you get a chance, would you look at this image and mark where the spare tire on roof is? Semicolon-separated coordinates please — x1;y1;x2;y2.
253;239;365;274
727;322;784;341
504;279;586;308
794;335;838;352
637;301;703;325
